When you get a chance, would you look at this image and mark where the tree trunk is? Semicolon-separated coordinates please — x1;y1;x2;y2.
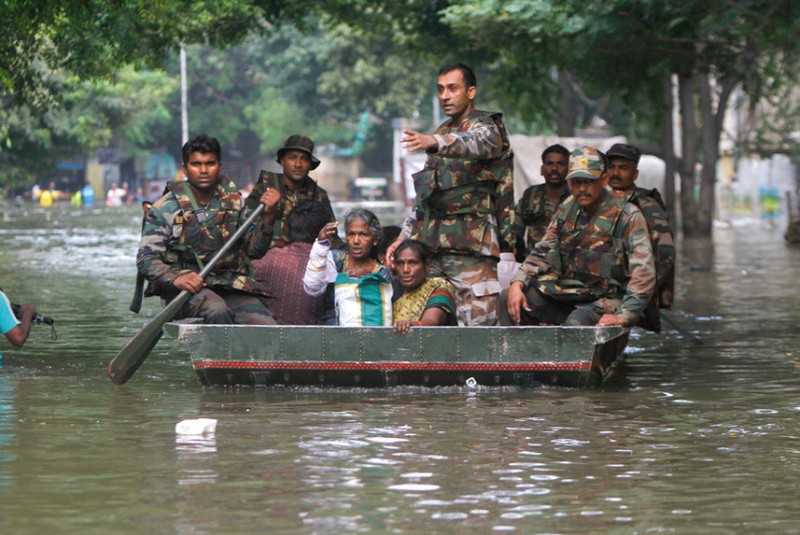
677;72;700;237
556;70;575;137
660;76;678;226
678;72;716;269
697;76;719;235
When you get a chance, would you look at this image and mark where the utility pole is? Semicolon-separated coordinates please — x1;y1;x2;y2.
180;43;188;145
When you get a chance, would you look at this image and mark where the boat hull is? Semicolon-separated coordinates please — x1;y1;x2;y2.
163;323;627;388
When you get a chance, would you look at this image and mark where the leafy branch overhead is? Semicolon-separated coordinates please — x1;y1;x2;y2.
2;0;800;238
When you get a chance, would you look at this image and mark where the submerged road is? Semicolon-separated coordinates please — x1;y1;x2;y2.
0;204;798;533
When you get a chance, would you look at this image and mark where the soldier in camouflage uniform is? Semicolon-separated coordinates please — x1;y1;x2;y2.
606;143;676;333
137;134;282;324
513;144;571;262
501;146;656;328
391;63;516;326
247;135;339;249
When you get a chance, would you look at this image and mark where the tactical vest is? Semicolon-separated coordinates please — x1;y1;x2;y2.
535;191;630;302
251;171;323;247
519;185;569;253
167;178;245;275
412;110;513;255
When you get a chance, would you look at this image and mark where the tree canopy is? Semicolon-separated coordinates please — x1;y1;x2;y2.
3;0;800;239
419;0;800;235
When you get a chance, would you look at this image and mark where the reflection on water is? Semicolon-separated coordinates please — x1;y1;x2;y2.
176;434;218;488
0;380;15;491
0;205;800;532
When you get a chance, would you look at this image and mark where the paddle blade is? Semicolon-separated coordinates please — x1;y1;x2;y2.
108;291;189;384
108;328;164;385
111;202;265;384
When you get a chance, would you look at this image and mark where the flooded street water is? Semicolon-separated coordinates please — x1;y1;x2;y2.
1;204;799;533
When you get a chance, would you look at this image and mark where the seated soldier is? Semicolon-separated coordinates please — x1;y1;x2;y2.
247;135;340;249
501;146;656;328
605;143;676;333
137;134;281;324
391;240;457;334
253;201;330;324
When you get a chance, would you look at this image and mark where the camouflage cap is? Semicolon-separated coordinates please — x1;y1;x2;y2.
276;134;321;170
606;143;641;164
567;146;605;180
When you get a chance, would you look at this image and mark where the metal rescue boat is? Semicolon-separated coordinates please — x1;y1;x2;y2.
162;322;628;388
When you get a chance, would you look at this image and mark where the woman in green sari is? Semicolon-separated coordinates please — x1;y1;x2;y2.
392;240;457;334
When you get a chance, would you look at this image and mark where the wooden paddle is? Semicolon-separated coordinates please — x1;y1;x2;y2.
108;202;266;385
661;310;703;345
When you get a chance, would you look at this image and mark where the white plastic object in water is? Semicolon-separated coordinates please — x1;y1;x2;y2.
175;418;218;436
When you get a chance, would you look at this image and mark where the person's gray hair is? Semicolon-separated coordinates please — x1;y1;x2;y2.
344;207;381;239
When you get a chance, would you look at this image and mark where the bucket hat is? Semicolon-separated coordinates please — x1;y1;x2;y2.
276;134;321;170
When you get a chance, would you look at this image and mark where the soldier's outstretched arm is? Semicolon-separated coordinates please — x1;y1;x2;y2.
401;130;438;152
433;119;503;160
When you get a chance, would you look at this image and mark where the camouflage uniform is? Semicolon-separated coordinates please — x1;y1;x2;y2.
503;189;656;327
513;183;569;262
400;109;515;326
248;171;337;249
629;187;676;333
137;176;276;324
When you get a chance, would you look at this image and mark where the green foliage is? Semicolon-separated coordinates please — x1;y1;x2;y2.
0;66;178;188
1;0;265;105
179;22;439;172
3;0;800;207
244;87;308;152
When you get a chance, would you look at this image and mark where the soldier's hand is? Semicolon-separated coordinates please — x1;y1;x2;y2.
597;313;626;327
173;272;205;294
259;187;282;214
506;282;529;325
401;130;437;152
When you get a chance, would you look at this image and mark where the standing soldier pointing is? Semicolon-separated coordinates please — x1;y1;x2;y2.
389;63;516;326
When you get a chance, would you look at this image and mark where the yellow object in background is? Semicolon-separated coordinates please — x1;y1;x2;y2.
39;189;54;207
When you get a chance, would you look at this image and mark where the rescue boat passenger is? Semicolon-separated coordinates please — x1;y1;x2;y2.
303;208;393;326
391;240;457;334
253;200;330;325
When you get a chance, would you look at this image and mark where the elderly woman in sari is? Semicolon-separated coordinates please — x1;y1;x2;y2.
391;240;457;334
303;208;393;326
